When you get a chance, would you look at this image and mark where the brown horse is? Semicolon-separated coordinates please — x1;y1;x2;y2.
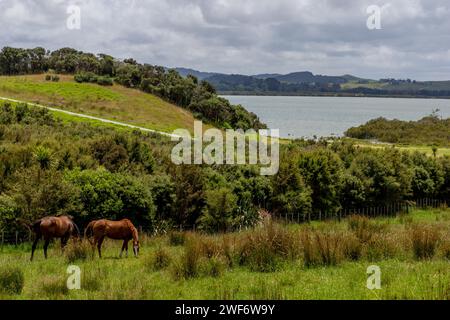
84;219;139;258
30;215;80;261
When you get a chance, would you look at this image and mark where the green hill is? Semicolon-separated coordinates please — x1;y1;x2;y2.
0;74;203;134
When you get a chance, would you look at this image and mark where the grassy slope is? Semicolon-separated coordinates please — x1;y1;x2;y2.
345;138;450;157
0;74;202;134
1;208;450;300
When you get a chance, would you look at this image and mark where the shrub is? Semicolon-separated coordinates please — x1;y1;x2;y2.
150;247;171;271
237;223;296;272
168;231;186;246
341;234;363;261
45;74;51;81
51;75;60;82
0;267;24;295
439;239;450;260
64;240;92;263
302;230;345;267
364;232;402;261
171;237;202;280
199;256;226;278
96;76;113;86
411;225;440;260
347;215;383;243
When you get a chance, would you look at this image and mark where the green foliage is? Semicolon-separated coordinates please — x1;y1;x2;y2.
74;72;113;86
199;188;238;232
65;168;155;228
148;247;171;271
346;115;450;147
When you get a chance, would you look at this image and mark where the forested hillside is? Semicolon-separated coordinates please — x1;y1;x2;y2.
176;68;450;97
0;47;265;130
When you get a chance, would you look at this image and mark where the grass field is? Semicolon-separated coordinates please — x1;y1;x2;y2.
0;74;201;134
1;208;450;300
346;138;450;157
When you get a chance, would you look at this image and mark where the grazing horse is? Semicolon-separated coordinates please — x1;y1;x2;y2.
84;219;140;258
30;215;80;261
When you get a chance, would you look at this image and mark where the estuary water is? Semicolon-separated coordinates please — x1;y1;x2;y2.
223;95;450;138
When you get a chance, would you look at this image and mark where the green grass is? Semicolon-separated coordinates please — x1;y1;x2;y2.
346;138;450;157
0;74;202;134
1;208;450;300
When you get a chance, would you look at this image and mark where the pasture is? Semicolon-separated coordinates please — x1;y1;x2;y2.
0;74;201;133
1;208;450;300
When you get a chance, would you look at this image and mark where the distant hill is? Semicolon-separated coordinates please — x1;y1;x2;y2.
172;67;219;80
174;67;450;98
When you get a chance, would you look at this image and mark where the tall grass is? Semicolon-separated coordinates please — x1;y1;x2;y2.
0;266;24;295
236;222;297;272
410;224;441;260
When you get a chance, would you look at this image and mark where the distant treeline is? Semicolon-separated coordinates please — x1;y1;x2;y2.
197;73;450;98
345;114;450;147
1;102;449;233
0;46;265;130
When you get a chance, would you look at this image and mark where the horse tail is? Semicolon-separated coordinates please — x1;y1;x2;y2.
84;221;95;245
31;219;42;234
72;222;81;238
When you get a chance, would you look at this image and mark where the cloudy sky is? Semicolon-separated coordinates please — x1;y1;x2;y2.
0;0;449;80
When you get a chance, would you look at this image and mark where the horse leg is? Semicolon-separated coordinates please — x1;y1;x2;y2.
97;236;104;258
120;240;126;258
30;235;41;261
125;240;129;258
61;236;69;254
43;238;50;259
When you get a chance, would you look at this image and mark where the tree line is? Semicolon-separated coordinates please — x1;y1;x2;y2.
1;103;449;233
0;46;265;131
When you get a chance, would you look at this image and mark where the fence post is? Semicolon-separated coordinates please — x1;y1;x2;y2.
15;231;18;246
1;230;3;247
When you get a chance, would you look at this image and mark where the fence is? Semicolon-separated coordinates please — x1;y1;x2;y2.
274;198;448;224
0;229;32;246
1;198;448;245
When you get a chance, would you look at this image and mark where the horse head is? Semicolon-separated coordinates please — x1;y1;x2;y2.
133;239;140;257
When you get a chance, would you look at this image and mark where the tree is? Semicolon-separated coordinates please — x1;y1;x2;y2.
198;188;237;232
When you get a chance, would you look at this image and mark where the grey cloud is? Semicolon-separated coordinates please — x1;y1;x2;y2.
0;0;449;80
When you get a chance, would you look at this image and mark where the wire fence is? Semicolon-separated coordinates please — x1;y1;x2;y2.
274;198;448;224
1;198;448;246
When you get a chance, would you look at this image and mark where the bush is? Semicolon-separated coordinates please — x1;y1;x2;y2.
45;74;51;81
168;231;186;246
64;240;92;263
171;237;202;280
96;76;113;86
411;225;440;260
0;267;24;295
440;240;450;260
51;75;60;82
237;223;296;272
302;230;346;267
74;72;113;86
199;256;226;278
149;247;171;271
364;233;401;261
347;215;384;243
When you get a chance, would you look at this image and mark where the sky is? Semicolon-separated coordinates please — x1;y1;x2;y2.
0;0;449;80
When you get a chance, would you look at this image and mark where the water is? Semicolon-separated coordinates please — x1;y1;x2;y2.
223;96;450;138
